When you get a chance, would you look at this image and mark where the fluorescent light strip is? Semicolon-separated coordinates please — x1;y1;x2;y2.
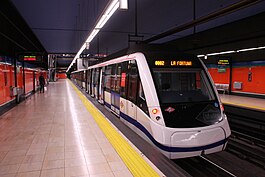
106;0;119;15
86;29;100;43
237;46;265;52
66;0;120;73
95;2;119;29
207;50;235;56
197;46;265;59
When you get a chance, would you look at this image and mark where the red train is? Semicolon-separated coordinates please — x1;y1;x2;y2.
0;56;47;113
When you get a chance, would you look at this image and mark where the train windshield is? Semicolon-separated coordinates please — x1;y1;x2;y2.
152;68;221;128
153;68;215;104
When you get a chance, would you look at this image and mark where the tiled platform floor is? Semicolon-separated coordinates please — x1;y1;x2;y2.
0;80;133;177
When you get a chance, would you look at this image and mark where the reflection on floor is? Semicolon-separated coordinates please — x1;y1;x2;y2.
0;80;132;177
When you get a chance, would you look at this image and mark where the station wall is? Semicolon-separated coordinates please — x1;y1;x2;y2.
0;56;48;106
207;60;265;95
57;73;67;79
0;64;15;105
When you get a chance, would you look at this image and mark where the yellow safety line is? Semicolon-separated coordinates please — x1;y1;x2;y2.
223;101;265;111
69;81;160;177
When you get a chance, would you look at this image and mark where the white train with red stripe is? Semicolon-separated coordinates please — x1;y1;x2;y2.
71;45;231;159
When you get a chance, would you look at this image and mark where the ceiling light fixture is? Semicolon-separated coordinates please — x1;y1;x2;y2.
207;50;235;56
197;46;265;59
67;0;127;73
236;46;265;52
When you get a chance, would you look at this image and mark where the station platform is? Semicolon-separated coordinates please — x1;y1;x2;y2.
219;94;265;111
0;80;168;177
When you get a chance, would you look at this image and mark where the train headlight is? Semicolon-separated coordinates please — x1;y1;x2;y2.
152;108;159;114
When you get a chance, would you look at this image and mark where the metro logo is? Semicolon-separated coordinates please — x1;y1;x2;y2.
165;107;175;113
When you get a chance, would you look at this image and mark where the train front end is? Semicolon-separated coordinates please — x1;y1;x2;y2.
147;56;231;159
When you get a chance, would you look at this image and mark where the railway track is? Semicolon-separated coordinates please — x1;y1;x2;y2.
227;131;265;168
224;104;265;140
174;105;265;176
224;104;265;168
174;156;236;177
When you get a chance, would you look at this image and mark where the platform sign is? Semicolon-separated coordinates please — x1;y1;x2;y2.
217;59;230;65
24;56;37;61
217;58;230;73
19;55;43;62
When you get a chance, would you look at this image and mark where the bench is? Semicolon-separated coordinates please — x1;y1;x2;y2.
215;83;229;94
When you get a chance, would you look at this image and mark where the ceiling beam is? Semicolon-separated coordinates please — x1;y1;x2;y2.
144;0;262;44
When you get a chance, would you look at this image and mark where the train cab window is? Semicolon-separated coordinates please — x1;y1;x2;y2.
127;60;138;104
153;68;215;104
138;81;149;116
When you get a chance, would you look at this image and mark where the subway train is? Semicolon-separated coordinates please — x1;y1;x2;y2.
71;45;231;159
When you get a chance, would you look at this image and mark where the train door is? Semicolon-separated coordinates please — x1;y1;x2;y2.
85;70;88;92
82;71;86;89
110;64;121;116
91;69;95;97
98;67;104;104
126;60;138;120
92;68;100;99
86;70;92;94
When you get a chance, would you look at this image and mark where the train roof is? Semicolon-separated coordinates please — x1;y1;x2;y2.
101;44;196;63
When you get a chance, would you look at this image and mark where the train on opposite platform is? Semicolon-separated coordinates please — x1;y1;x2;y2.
71;45;231;159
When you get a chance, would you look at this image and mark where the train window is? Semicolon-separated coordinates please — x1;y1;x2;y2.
114;64;121;93
94;68;100;85
153;68;215;104
127;60;138;104
120;61;128;98
137;81;149;116
110;64;116;90
104;65;112;91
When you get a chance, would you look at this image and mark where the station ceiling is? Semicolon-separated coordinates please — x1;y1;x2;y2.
9;0;265;56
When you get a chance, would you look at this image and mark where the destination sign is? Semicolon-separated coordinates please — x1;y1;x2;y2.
154;60;193;67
